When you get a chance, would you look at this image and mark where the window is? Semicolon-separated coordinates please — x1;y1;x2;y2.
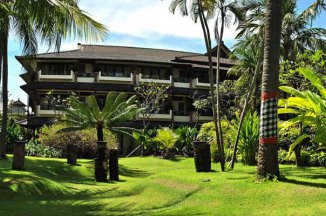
39;63;75;75
142;67;170;80
98;64;127;77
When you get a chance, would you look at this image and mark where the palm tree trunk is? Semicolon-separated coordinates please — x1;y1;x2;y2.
257;0;282;178
230;45;264;169
97;124;104;141
0;15;9;159
215;12;225;167
198;0;225;171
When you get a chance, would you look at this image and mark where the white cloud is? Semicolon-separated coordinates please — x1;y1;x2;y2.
79;0;238;41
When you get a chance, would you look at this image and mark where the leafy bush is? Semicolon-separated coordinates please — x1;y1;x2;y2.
174;126;197;156
232;112;260;165
278;124;301;150
26;139;62;158
6;119;22;153
155;128;178;159
37;123;118;159
278;149;326;167
197;120;233;163
309;151;326;166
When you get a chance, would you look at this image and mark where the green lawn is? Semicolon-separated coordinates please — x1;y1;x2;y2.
0;156;325;216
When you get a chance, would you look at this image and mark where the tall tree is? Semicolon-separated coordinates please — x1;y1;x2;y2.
0;0;108;159
169;0;225;170
257;0;282;178
236;0;325;62
213;0;242;162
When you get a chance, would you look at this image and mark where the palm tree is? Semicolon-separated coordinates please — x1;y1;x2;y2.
228;35;264;169
0;0;108;159
170;0;225;171
213;0;242;159
237;0;325;62
257;0;282;178
61;92;141;182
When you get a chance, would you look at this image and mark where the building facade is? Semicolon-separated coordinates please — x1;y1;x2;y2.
17;44;238;153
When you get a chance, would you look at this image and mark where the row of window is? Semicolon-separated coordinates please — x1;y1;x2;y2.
38;63;215;81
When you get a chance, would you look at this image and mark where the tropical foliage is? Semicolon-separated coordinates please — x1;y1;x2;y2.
61;92;140;140
155;128;178;159
0;0;108;159
60;92;140;181
231;112;260;165
279;67;326;151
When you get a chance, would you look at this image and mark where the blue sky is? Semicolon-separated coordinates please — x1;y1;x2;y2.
6;0;326;104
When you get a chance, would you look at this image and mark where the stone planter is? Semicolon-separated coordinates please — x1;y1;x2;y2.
12;140;28;170
108;149;119;181
67;144;78;165
193;141;211;172
94;141;108;182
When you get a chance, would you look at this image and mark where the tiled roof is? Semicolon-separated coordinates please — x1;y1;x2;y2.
17;44;238;66
19;44;200;64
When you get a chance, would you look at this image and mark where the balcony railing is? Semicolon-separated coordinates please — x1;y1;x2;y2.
192;78;217;89
191;112;214;121
36;105;64;117
38;70;74;82
138;110;173;121
173;111;191;122
139;74;172;85
98;72;133;84
174;77;191;88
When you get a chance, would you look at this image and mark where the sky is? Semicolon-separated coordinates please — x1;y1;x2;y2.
6;0;326;104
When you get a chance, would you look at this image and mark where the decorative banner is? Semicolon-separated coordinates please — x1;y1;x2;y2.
259;92;278;144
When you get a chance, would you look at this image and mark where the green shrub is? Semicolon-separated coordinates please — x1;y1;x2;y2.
174;126;197;156
197;120;233;163
6;119;22;153
155;128;178;159
278;124;301;150
278;149;295;164
278;149;326;167
233;112;260;166
37;123;118;159
309;151;326;166
26;139;62;158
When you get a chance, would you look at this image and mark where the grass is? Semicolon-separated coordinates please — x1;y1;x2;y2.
0;156;325;216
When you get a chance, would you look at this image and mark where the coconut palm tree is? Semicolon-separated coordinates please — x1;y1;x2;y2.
257;0;282;178
170;0;226;171
0;0;108;159
213;0;242;158
61;92;141;182
237;0;325;62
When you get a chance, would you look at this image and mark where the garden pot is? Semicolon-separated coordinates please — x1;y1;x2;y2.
67;144;78;165
108;149;119;181
193;141;211;172
12;140;28;170
94;141;108;182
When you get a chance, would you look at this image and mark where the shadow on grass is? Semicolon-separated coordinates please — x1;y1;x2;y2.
283;177;326;189
119;165;151;179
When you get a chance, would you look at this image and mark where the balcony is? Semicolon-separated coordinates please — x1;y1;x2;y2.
139;74;172;85
138;110;173;121
192;78;217;89
76;73;96;83
36;105;64;117
191;112;213;121
173;111;191;122
173;77;191;88
98;72;133;84
38;70;74;82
